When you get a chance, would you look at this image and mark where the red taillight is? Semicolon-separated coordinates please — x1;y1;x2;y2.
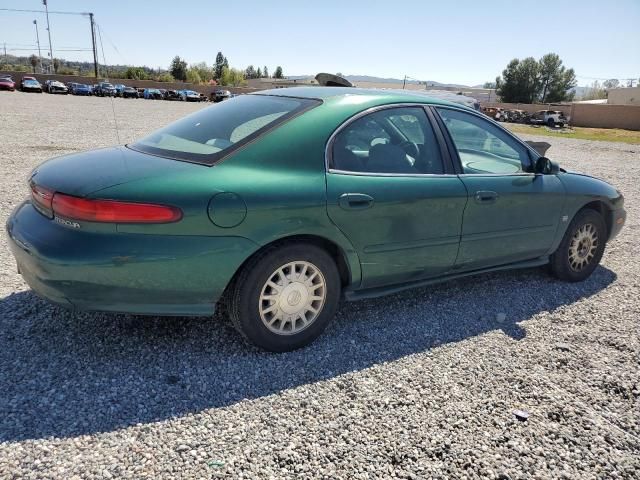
51;193;182;224
30;182;54;217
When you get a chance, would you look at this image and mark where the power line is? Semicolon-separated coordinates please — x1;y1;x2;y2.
0;7;89;16
5;47;92;52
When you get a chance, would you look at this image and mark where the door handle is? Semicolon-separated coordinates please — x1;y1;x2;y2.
474;190;499;204
338;193;374;210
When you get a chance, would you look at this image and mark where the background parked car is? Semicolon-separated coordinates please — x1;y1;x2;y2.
94;82;117;97
143;88;163;100
70;83;92;96
211;89;231;102
163;89;181;101
527;110;568;128
482;106;508;121
178;89;201;102
121;86;138;98
20;77;42;93
43;80;68;94
114;84;126;97
136;87;145;98
0;75;16;91
505;109;527;123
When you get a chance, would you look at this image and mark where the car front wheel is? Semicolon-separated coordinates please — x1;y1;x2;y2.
550;208;606;282
228;243;341;352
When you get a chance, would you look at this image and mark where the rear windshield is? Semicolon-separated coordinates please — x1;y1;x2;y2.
129;95;319;165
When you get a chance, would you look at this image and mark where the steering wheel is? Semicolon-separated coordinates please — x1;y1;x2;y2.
398;140;420;161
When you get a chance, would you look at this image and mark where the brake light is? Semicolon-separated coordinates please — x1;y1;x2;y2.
30;182;54;217
51;193;182;223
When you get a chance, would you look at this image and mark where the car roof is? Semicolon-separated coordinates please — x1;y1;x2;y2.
252;86;473;109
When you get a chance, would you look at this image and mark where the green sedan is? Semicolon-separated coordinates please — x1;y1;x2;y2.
6;87;626;351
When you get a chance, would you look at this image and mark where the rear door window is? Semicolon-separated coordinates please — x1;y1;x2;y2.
331;107;444;174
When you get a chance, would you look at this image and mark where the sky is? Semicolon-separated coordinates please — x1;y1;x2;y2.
1;0;639;86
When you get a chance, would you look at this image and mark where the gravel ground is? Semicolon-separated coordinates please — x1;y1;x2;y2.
0;91;638;479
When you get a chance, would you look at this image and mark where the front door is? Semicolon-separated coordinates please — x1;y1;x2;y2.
435;107;565;270
326;106;468;288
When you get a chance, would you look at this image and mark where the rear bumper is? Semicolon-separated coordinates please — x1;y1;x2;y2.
6;201;259;316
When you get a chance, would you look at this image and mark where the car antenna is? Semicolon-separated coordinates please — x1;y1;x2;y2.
95;23;121;144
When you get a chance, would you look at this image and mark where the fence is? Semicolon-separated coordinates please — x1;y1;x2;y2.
482;102;640;131
0;70;260;96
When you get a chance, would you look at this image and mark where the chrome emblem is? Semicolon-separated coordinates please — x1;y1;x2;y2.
54;216;81;229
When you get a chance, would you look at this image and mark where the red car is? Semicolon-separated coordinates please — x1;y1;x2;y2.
0;76;16;91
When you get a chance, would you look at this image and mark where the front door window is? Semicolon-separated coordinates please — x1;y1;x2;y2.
436;108;532;174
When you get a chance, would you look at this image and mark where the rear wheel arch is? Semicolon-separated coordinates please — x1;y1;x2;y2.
224;234;356;298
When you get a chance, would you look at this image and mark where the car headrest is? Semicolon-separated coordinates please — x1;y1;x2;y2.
367;143;415;173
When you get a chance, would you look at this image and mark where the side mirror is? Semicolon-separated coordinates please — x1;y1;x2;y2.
535;156;560;174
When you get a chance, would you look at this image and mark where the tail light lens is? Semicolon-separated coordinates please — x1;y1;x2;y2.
51;193;182;223
30;182;54;218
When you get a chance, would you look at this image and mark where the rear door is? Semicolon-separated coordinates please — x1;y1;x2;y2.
326;105;468;289
434;107;565;270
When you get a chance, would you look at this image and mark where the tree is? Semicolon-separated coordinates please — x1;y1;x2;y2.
545;68;576;102
157;72;174;82
125;66;150;80
495;53;575;103
170;55;187;81
603;79;620;90
29;54;39;73
581;80;607;100
263;66;269;78
256;67;262;78
482;81;496;89
215;52;226;79
186;67;202;84
220;66;247;87
191;62;214;83
245;65;257;79
273;66;283;79
496;57;539;103
53;58;60;73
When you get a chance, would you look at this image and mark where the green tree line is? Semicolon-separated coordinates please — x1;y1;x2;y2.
495;53;577;103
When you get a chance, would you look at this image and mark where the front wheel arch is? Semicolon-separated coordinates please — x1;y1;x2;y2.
579;200;612;238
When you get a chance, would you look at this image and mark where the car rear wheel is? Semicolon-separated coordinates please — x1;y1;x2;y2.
550;208;606;282
227;243;341;352
547;118;555;128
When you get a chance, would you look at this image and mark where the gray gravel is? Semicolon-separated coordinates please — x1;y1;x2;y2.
1;91;639;479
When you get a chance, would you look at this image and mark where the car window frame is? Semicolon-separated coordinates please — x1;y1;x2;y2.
128;95;322;166
432;105;540;176
325;103;457;177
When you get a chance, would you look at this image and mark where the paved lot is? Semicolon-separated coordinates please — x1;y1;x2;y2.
0;91;638;479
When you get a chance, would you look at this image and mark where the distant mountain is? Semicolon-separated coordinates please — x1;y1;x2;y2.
289;74;470;89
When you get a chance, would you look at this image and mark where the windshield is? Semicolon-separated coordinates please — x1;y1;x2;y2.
130;95;319;165
25;80;38;85
102;83;114;88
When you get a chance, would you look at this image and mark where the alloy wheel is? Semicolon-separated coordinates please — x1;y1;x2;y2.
568;223;599;272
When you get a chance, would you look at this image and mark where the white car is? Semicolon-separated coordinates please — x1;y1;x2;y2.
528;110;569;127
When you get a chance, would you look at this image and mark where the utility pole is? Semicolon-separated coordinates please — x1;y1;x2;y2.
42;0;54;73
402;75;407;90
2;42;6;69
33;20;43;73
89;13;98;78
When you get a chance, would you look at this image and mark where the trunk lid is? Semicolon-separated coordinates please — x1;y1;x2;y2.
30;146;202;197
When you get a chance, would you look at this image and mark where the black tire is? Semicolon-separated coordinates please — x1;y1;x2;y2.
550;209;606;282
547;118;555;128
228;243;341;352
